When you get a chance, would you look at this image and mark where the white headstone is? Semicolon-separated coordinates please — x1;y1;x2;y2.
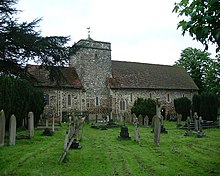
0;110;6;147
9;114;16;146
28;111;34;138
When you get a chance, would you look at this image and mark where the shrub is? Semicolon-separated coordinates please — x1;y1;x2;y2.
192;94;201;116
174;97;191;121
131;98;156;122
200;92;218;121
0;75;44;128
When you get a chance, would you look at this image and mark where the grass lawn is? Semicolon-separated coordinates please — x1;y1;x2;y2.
0;121;220;176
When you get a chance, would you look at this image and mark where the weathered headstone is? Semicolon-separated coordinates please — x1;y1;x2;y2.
134;118;140;143
194;112;199;131
144;115;149;127
152;115;161;146
0;110;6;147
45;117;48;128
132;113;137;123
198;116;203;131
52;115;55;132
9;114;16;146
28;111;34;138
138;114;143;125
176;113;182;127
187;116;191;131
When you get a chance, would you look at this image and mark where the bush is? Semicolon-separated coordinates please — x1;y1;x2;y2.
0;75;44;128
192;94;201;116
131;98;156;122
174;97;191;121
200;92;218;121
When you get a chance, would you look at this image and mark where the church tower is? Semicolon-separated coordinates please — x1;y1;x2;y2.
69;38;112;113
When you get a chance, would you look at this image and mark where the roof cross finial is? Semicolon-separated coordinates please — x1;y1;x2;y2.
87;27;91;39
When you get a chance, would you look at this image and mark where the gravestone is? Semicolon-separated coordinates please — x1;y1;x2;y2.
0;110;6;147
198;116;203;131
45;117;48;128
138;114;143;125
118;126;131;140
144;115;149;127
28;111;34;138
197;116;206;138
152;115;161;146
187;116;191;131
52;115;55;132
132;113;137;123
9;114;16;146
134;118;140;143
194;112;199;131
184;116;192;136
176;114;182;127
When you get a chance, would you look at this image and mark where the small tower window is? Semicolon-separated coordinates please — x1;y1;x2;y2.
167;94;170;102
95;96;99;106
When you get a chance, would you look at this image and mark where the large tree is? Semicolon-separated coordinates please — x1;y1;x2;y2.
175;47;212;93
0;0;70;76
173;0;220;52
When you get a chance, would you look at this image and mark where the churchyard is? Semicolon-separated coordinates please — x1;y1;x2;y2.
0;120;220;176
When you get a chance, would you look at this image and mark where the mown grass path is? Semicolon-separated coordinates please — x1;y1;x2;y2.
0;122;220;176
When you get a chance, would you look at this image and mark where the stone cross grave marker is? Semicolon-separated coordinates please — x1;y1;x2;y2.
28;111;34;138
152;115;161;146
9;114;16;146
0;110;6;147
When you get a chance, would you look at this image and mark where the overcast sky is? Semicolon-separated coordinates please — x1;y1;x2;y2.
16;0;216;65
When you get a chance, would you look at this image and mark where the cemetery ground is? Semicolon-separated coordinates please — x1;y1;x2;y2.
0;122;220;176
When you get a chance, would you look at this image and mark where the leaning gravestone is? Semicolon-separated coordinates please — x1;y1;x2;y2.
0;110;6;147
28;111;34;138
152;115;161;146
9;114;16;146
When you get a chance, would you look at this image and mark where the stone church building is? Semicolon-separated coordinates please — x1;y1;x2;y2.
28;38;199;121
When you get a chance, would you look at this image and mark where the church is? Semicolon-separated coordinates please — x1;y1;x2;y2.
27;37;199;121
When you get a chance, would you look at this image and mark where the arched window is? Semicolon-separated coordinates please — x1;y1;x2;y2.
120;100;126;111
67;94;72;106
44;94;49;105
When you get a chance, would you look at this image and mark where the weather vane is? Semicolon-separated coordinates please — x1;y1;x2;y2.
87;27;91;39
